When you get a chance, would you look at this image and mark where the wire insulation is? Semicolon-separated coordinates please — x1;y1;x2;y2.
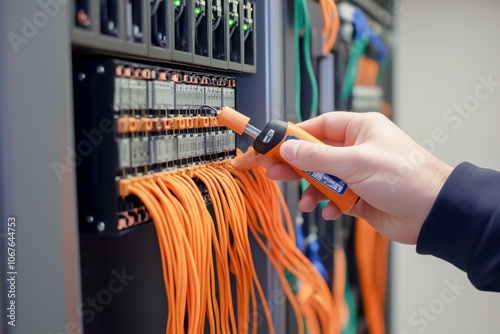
229;156;340;334
294;0;319;122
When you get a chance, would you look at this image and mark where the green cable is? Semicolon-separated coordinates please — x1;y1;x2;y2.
300;179;328;209
300;179;309;193
293;1;320;328
299;0;318;119
294;0;302;122
340;37;368;100
294;0;319;121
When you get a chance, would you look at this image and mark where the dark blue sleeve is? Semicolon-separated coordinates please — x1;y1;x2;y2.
417;162;500;292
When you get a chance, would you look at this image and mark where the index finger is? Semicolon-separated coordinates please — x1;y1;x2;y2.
297;111;362;145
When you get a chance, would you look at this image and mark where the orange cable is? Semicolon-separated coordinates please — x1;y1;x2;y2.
355;218;387;334
194;168;238;334
207;167;252;332
333;247;349;330
212;166;276;334
356;56;379;87
122;151;339;334
178;173;221;334
203;167;249;332
373;231;389;314
128;182;185;333
141;179;198;333
229;161;340;334
320;0;340;54
161;174;213;333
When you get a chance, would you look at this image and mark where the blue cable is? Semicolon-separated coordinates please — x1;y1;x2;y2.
341;8;387;99
352;8;386;62
352;9;369;41
295;214;305;251
369;32;387;62
305;235;329;282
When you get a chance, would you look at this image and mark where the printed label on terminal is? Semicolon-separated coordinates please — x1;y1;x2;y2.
284;135;348;195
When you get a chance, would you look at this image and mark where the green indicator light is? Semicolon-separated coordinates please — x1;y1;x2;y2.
243;23;248;30
175;0;181;6
195;7;201;14
229;19;234;26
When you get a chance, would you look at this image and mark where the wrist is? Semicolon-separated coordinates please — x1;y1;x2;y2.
416;158;454;237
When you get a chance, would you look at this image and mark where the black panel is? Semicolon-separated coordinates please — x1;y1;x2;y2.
72;58;119;235
73;56;239;332
79;223;167;333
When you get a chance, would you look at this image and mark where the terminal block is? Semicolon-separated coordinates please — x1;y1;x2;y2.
73;58;236;235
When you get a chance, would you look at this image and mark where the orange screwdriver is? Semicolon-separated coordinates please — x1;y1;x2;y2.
216;106;359;213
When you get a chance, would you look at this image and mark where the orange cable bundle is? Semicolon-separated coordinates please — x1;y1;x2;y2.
159;173;217;333
194;167;238;333
209;166;272;334
120;147;363;334
120;160;278;334
142;176;205;333
121;171;221;334
355;218;389;334
228;163;341;334
125;178;197;333
195;166;275;334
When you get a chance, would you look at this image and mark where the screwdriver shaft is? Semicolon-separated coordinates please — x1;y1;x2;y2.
244;124;261;138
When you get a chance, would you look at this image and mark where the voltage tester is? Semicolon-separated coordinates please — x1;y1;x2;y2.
216;107;359;212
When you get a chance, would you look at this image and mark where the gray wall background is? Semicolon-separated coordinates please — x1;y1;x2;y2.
392;0;500;333
0;1;81;333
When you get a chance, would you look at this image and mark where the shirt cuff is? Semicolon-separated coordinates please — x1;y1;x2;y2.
416;162;500;272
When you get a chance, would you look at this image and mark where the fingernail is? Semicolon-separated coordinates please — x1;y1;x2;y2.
280;140;300;161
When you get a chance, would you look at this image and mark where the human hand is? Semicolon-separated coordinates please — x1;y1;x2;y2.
260;112;453;244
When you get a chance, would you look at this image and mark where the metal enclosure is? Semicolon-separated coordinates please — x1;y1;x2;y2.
0;0;283;333
0;1;81;334
0;0;391;333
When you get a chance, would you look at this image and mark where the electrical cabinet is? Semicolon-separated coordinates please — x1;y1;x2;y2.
0;1;392;333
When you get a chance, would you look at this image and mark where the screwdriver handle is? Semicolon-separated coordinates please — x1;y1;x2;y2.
253;120;359;213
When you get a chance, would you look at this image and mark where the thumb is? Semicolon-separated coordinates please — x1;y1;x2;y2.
279;140;360;180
